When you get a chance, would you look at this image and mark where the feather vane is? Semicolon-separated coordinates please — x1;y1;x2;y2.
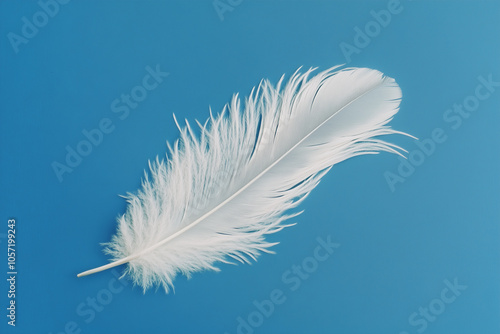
78;66;407;292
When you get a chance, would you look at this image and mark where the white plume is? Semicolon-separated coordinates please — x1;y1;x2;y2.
78;66;407;292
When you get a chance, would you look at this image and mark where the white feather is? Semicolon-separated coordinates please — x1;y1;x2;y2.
78;66;408;292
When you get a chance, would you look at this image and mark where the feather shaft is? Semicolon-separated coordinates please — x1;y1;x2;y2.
78;66;409;292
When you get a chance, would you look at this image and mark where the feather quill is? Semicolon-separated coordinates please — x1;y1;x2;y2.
78;66;408;292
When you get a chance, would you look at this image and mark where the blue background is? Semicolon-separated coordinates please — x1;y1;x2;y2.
1;1;499;333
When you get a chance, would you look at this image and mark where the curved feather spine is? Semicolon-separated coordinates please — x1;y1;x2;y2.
78;66;409;292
